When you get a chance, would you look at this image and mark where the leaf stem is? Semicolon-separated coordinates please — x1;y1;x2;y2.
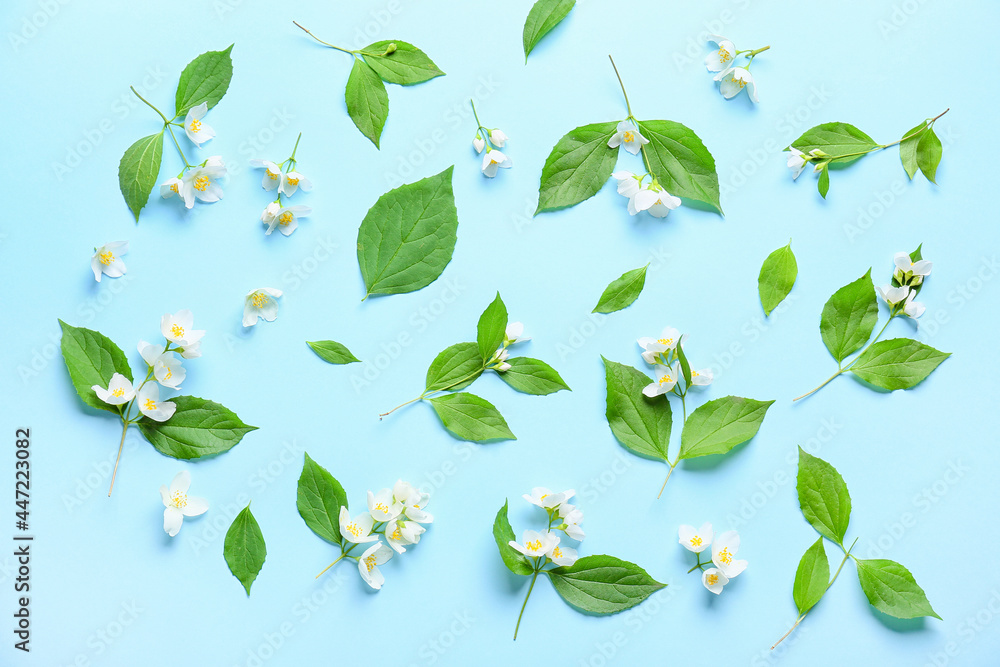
288;132;303;162
608;55;660;185
293;21;356;55
880;108;950;149
794;315;896;401
771;614;806;650
164;124;192;169
792;369;843;402
107;419;130;497
379;367;486;418
657;462;676;499
513;566;540;641
316;544;357;578
608;55;633;118
130;86;171;124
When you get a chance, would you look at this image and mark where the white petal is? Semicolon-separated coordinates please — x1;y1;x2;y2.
164;506;184;537
182;495;209;517
170;470;191;495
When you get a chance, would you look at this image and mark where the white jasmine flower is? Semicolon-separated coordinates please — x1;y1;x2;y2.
642;364;679;397
702;567;730;595
249;159;283;191
787;149;808;180
473;137;486;153
138;340;185;389
490;129;508;147
243;288;283;327
902;290;925;319
160;177;185;200
608;120;648;156
385;517;426;553
494;347;511;372
547;543;578;567
706;35;736;72
176;340;202;360
509;530;560;558
367;488;402;522
181;159;227;208
522;487;574;510
358;542;393;590
715;67;759;103
638;327;683;364
260;201;281;230
711;530;748;579
505;322;530;345
632;185;681;218
91;241;128;282
690;367;714;387
392;480;433;523
678;522;714;553
184;102;215;147
338;506;379;544
893;253;933;286
612;170;642;210
280;171;312;197
481;148;512;177
559;504;585;541
91;373;135;405
161;310;205;347
265;205;311;237
137;383;176;422
876;284;910;309
160;471;208;537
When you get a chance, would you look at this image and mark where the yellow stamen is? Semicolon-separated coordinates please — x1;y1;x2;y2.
717;547;733;565
194;175;210;191
171;324;185;339
112;388;125;397
99;251;114;265
623;130;634;143
170;183;179;193
171;491;187;508
278;211;293;225
690;536;703;547
143;398;156;411
189;118;202;133
268;170;279;181
287;176;299;186
525;539;542;552
706;574;719;586
250;291;268;308
364;555;377;572
718;47;730;61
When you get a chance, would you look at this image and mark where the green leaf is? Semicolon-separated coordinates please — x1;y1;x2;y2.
428;392;515;442
345;58;389;148
899;122;927;179
359;40;444;85
493;501;533;576
796;448;851;545
118;133;163;221
175;45;234;116
306;340;360;365
679;396;773;460
477;292;508;362
224;504;266;596
497;357;570;395
758;242;798;316
793;538;830;615
58;320;133;414
849;338;950;391
136;396;257;459
592;265;648;314
522;0;575;60
856;559;941;620
357;166;458;297
916;127;942;184
548;555;665;614
820;269;878;363
296;452;349;545
789;122;878;165
536;122;619;214
638;120;722;213
425;342;485;392
817;163;830;199
602;358;671;462
675;339;693;386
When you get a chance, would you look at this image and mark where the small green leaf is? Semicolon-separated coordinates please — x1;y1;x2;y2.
536;122;619;214
820;269;878;363
916;127;943;184
679;396;773;460
493;501;533;576
428;392;515;442
675;339;693;386
425;342;485;393
359;40;444;85
796;448;851;545
522;0;576;60
136;396;257;459
849;338;950;391
224;504;266;596
758;242;798;316
345;58;389;148
497;357;570;395
856;559;941;620
789;122;878;165
638;120;722;214
548;555;665;614
793;538;830;615
118;133;163;221
899;122;927;180
59;320;133;414
357;166;458;297
477;292;508;362
296;452;349;545
307;340;360;365
593;265;648;314
175;45;234;116
602;358;671;462
817;164;830;199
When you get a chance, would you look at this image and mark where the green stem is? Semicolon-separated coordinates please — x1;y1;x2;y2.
513;567;540;641
316;543;357;578
470;99;484;132
657;462;676;499
794;316;896;401
880;108;950;150
608;55;659;183
771;614;806;650
107;419;131;497
379;367;486;418
288;132;302;162
164;124;192;168
130;86;171;124
293;21;356;55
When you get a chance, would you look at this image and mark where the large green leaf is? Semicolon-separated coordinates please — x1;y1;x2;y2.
175;45;234;116
678;396;773;460
296;452;349;545
477;293;508;362
357;166;458;297
59;320;133;414
136;396;256;459
899;122;927;180
789;122;878;165
638;119;721;213
603;358;671;462
758;242;797;316
428;392;515;442
820;270;878;363
497;357;570;395
593;265;647;314
493;501;533;576
425;342;485;393
793;538;830;615
548;555;665;614
536;122;618;214
224;504;266;596
118;132;163;221
522;0;576;60
359;40;444;85
796;448;851;545
345;58;389;148
916;127;942;183
849;338;949;390
856;559;941;620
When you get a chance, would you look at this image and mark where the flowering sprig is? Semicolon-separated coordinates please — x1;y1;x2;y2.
604;328;773;497
494;488;663;640
536;56;720;216
299;454;431;591
58;314;256;496
679;523;747;595
785;109;949;198
705;35;769;103
119;46;234;221
794;245;949;401
470;100;512;178
250;133;313;236
379;293;569;442
772;449;939;649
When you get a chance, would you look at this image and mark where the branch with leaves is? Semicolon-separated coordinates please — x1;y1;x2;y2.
772;449;940;649
294;21;444;148
785;109;949;198
380;293;570;442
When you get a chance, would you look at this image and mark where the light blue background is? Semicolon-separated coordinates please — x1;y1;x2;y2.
2;0;998;665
